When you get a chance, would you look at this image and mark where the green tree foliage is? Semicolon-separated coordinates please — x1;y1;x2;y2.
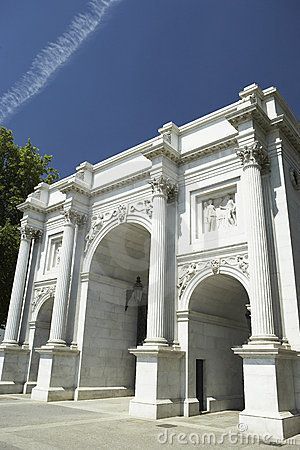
0;127;59;327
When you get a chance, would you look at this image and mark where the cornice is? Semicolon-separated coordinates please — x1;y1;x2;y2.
226;102;271;133
179;135;237;165
59;179;91;197
143;141;181;164
90;169;151;197
270;115;300;153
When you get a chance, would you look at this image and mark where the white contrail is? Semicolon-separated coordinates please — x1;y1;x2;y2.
0;0;119;124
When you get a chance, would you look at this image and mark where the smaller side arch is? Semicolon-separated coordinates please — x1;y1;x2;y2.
179;265;250;311
31;291;55;323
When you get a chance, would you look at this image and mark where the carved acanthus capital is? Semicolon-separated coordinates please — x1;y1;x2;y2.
236;141;270;172
149;176;178;201
63;209;86;226
20;225;43;241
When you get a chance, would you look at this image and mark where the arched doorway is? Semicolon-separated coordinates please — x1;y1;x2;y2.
186;273;250;413
77;222;151;398
26;296;54;392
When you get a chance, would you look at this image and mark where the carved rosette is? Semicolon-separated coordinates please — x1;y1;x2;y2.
149;176;178;202
64;209;86;226
177;254;249;298
32;285;55;312
236;141;270;172
20;225;43;240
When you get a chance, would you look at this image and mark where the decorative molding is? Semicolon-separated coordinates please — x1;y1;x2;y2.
177;253;249;299
32;285;55;312
236;141;270;172
84;198;153;253
179;136;237;165
143;142;181;164
90;170;151;197
129;199;153;219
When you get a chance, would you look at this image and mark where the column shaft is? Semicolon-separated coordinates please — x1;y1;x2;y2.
145;193;167;344
237;142;278;342
48;215;76;345
3;228;32;345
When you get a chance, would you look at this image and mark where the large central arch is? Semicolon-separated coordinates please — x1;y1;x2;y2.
178;271;251;415
76;221;151;399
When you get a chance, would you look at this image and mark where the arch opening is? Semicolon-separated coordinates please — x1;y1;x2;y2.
188;273;250;413
79;222;151;395
27;296;54;388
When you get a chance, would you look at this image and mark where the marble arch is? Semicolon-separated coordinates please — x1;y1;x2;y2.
1;83;300;440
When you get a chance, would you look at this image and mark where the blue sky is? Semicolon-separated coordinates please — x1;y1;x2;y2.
0;0;299;178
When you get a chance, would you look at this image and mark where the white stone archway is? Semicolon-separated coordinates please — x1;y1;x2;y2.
177;265;251;417
75;219;151;400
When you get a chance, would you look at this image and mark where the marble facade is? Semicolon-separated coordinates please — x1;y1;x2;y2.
1;83;300;440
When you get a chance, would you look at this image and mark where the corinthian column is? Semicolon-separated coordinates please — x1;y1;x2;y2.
237;142;278;343
2;226;41;346
48;209;85;346
144;176;177;346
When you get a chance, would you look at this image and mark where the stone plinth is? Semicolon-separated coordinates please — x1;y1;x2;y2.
31;346;79;401
0;345;30;394
233;344;300;440
129;345;184;419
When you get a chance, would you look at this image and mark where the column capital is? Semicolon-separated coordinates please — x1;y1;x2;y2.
63;209;86;226
149;176;178;201
20;225;43;241
236;141;270;172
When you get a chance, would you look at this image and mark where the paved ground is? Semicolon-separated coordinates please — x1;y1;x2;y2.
0;395;299;449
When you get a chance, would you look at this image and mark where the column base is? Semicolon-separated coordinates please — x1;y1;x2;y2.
129;345;184;419
143;337;168;346
233;343;300;439
183;398;200;417
130;398;183;420
74;386;134;401
0;345;29;393
31;345;79;402
239;410;300;441
23;381;37;394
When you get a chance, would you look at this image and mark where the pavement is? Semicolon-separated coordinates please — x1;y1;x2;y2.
0;395;299;449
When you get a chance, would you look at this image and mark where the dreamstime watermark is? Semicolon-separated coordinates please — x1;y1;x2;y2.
157;424;297;446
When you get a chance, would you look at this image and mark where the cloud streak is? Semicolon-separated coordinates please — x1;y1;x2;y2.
0;0;119;124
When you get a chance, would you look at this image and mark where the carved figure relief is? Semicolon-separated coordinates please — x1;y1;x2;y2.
203;194;236;233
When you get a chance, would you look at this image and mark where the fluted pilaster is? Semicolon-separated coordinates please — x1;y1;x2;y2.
144;176;177;345
48;209;85;346
237;142;278;343
2;226;42;346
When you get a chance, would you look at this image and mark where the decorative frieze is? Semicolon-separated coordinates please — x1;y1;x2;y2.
84;199;153;253
130;200;153;219
32;285;55;312
177;254;249;298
